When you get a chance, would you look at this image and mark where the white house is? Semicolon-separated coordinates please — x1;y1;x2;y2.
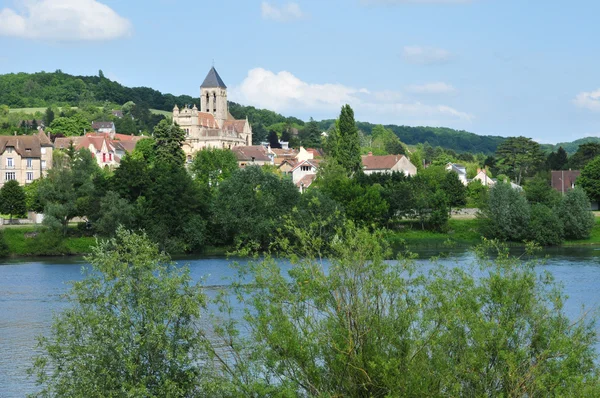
291;159;319;193
446;163;468;185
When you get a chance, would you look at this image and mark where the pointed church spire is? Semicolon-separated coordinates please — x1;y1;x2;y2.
201;66;227;89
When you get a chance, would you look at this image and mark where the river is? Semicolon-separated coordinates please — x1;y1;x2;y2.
1;247;600;397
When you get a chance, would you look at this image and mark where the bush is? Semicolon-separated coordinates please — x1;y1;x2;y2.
480;182;530;241
528;204;564;246
557;187;595;240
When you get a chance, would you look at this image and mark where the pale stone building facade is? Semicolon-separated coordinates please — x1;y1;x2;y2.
173;67;252;158
0;131;53;187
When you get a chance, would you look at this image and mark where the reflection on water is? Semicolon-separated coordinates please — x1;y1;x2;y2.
1;248;600;397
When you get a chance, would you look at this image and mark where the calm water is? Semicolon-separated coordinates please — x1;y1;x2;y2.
1;248;600;397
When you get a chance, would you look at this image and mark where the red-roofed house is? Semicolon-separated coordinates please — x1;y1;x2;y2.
54;132;142;168
291;159;320;192
361;153;417;176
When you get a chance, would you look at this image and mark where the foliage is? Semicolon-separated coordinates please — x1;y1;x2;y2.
29;228;207;397
153;120;186;166
48;113;89;136
480;182;530;241
495;136;545;185
190;148;238;190
212;166;300;247
524;173;561;207
578;155;600;203
298;118;322;148
205;223;600;396
466;179;488;208
328;105;362;175
557;187;595;240
528;203;564;246
91;191;135;237
0;230;8;257
0;180;26;221
569;142;600;170
441;170;467;210
546;146;568;170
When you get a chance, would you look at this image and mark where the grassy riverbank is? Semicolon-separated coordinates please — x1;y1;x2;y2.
3;217;600;258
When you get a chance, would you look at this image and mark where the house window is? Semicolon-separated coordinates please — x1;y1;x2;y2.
26;158;33;169
6;147;13;154
6;158;13;168
109;153;113;161
102;153;106;163
41;147;47;155
26;172;33;182
301;165;311;171
41;160;47;170
5;172;15;181
187;155;192;164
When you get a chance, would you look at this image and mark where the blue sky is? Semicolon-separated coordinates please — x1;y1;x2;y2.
0;0;599;144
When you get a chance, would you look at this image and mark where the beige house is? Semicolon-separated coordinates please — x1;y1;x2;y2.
472;168;495;187
55;132;142;169
173;67;252;156
361;153;417;176
0;130;53;187
232;146;273;168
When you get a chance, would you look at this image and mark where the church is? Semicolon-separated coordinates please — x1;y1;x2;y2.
173;67;252;159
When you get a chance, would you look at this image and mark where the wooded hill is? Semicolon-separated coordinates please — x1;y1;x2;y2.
1;69;587;155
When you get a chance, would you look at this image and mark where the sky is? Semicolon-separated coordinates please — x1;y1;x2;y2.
0;0;599;144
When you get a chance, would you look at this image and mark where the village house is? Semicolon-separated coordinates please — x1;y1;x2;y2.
361;153;417;176
91;121;116;135
472;168;495;187
173;67;252;156
551;170;580;194
291;159;320;193
232;145;273;168
446;163;468;185
55;132;142;168
0;130;53;187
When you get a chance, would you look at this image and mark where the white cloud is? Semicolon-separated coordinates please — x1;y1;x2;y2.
0;0;132;41
402;46;452;65
407;82;456;94
231;67;473;125
574;89;600;112
261;2;305;22
363;0;472;4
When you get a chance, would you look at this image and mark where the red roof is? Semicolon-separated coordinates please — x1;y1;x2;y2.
295;174;317;188
222;119;247;134
198;112;219;129
290;159;320;172
232;146;271;162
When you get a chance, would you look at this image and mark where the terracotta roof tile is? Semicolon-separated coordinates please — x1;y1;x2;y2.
361;154;406;170
295;174;316;188
232;146;271;162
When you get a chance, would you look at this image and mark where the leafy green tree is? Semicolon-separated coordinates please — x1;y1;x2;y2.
133;137;157;163
466;179;488;208
49;113;89;136
153;120;186;166
206;223;600;396
480;181;530;241
267;130;281;148
557;187;595;240
190;148;238;190
24;178;44;213
29;228;207;397
441;170;467;212
0;104;9;117
547;146;568;170
495;136;545;185
92;191;135;237
524;173;561;207
569;142;600;170
329;105;362;174
43;107;55;126
38;149;99;235
298;118;322;148
212;166;300;246
0;180;26;221
528;203;564;246
578;155;600;203
111;155;151;203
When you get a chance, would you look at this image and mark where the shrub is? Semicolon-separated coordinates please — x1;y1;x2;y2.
528;204;564;246
480;182;530;241
557;187;595;240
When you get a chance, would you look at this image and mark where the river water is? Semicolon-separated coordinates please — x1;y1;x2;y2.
1;247;600;397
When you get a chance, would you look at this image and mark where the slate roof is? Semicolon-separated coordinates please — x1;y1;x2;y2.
201;67;227;89
0;134;46;157
222;119;247;134
362;154;406;170
92;121;115;131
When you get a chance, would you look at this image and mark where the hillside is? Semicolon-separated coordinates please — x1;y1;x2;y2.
546;137;600;155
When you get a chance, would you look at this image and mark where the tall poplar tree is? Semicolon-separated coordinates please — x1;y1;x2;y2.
331;105;362;175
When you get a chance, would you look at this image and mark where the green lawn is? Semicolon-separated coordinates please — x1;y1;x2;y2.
387;219;484;248
2;227;96;256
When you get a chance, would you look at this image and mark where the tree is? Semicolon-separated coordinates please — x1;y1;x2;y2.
190;148;238;190
212;166;300;246
29;228;207;397
547;146;568;170
528;203;564;246
578;155;600;203
91;191;135;237
480;181;530;241
44;107;55;126
0;180;26;222
329;105;362;174
441;170;467;212
524;173;561;207
0;104;9;117
298;118;322;148
49;114;89;136
569;142;600;170
205;223;600;396
267;130;281;148
153;120;186;166
495;136;545;185
556;187;595;240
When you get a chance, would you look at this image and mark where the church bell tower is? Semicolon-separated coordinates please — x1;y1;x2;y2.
200;66;228;126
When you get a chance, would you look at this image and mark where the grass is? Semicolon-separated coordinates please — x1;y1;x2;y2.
2;226;96;256
387;219;484;249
